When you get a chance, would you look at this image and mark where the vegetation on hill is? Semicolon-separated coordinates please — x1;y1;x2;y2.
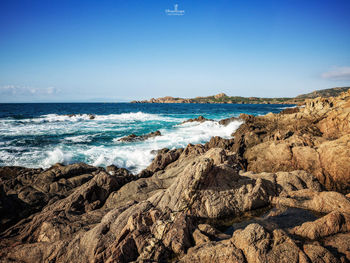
131;87;350;105
296;87;350;99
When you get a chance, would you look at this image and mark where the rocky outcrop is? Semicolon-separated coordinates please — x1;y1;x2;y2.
131;96;195;104
118;130;161;142
3;145;349;262
181;115;213;124
66;114;95;119
232;89;350;193
218;116;240;125
0;163;99;232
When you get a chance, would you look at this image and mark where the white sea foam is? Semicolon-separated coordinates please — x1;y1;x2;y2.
64;135;93;143
27;112;177;123
0;113;243;173
42;148;74;167
83;120;243;173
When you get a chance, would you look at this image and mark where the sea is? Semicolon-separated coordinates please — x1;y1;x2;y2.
0;103;292;174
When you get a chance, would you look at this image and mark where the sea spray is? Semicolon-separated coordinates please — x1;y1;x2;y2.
0;103;288;172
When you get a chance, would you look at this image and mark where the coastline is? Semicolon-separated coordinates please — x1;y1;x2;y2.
130;87;350;105
1;91;350;262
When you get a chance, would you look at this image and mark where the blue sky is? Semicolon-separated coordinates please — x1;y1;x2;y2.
0;0;350;102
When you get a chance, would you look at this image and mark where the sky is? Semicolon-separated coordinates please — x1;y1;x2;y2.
0;0;350;102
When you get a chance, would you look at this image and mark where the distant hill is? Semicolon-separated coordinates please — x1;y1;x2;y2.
131;87;350;105
296;87;350;99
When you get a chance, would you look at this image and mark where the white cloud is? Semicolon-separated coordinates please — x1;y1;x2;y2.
0;85;61;96
322;66;350;80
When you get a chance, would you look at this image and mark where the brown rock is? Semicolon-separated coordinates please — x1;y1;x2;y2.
271;189;350;213
280;107;300;115
218;116;240;126
182;115;213;124
181;239;246;263
146;148;184;173
317;135;350;192
230;90;350;193
0;163;98;232
323;233;350;261
118;130;161;142
291;211;350;240
232;223;309;263
303;243;340;263
204;136;236;151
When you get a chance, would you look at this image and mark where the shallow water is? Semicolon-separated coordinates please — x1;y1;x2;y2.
0;103;292;173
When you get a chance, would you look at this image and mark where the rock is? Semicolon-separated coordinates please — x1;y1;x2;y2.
192;229;211;246
0;163;99;232
218;116;240;126
290;211;350;240
214;93;228;99
317;135;350;192
65;114;95;119
279;107;300;115
106;164;133;177
242;170;323;196
271;189;350;214
150;150;274;219
146;148;184;173
204;136;236;151
323;233;350;261
181;239;246;263
197;224;230;240
231;223;309;263
182;116;214;124
118;130;161;142
231;89;350;193
303;243;340;263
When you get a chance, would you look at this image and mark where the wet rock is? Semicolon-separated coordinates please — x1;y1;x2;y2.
218;116;240;126
182;115;214;124
118;130;161;142
106;164;133;177
66;114;95;119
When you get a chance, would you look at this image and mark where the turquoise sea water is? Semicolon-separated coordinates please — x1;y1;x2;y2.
0;103;291;173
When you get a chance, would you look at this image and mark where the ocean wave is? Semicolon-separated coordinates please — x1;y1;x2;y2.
64;134;93;143
42;148;74;168
0;112;179;124
86;119;243;173
0;117;243;173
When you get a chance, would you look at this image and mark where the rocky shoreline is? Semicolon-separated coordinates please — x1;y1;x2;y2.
1;90;350;262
